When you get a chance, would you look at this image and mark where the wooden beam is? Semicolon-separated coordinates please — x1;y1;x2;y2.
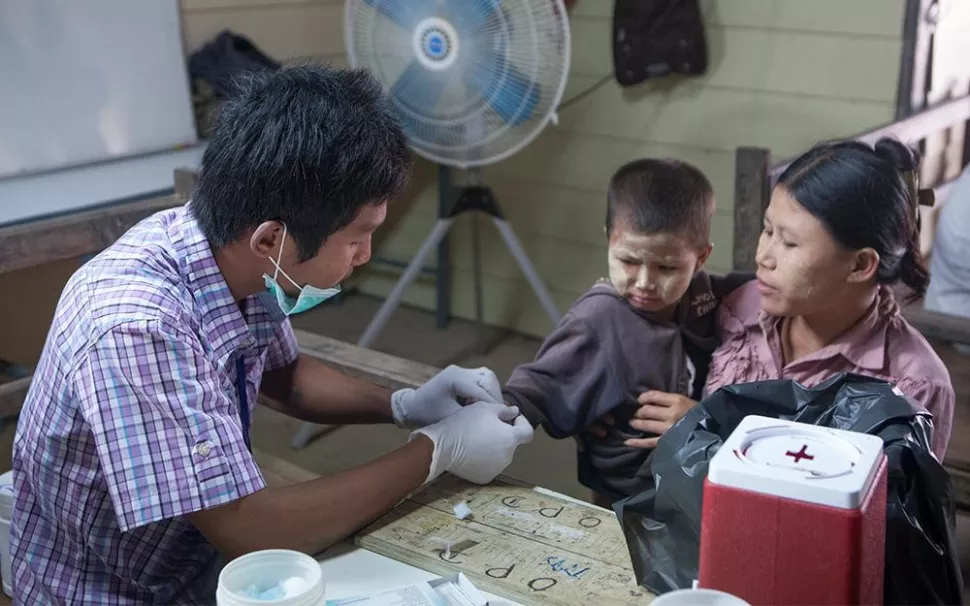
0;194;182;276
293;330;438;390
769;95;970;181
732;147;772;271
0;377;32;419
901;305;970;345
255;449;321;487
173;167;200;200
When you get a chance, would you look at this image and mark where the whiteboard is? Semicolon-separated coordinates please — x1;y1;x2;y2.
0;0;198;180
0;143;206;227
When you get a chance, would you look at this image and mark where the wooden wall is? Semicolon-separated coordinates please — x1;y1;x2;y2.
179;0;907;338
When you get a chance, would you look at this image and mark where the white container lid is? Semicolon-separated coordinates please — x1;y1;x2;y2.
653;588;751;606
707;415;884;510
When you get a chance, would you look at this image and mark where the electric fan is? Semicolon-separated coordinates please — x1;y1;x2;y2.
292;0;571;449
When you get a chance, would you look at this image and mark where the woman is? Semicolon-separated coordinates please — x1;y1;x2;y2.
623;138;954;460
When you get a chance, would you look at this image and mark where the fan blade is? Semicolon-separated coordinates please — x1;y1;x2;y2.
360;0;433;31
446;0;503;31
467;52;540;127
389;59;448;137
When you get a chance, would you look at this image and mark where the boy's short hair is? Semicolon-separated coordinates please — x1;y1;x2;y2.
605;158;715;248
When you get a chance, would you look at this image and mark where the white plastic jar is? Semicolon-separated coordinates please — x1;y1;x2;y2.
216;549;325;606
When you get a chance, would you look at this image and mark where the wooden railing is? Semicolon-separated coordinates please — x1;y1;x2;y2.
732;95;970;343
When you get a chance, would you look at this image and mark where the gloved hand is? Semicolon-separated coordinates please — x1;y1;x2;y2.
391;365;503;429
411;401;534;484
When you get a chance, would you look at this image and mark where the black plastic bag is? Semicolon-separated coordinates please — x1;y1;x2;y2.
613;373;963;605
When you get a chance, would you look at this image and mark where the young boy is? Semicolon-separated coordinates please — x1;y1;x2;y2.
503;158;752;507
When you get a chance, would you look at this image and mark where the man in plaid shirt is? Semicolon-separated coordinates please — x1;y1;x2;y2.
11;66;533;604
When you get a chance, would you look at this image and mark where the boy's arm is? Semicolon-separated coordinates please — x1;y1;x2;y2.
504;314;624;438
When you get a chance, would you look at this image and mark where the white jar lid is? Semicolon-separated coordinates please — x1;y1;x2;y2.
707;415;885;509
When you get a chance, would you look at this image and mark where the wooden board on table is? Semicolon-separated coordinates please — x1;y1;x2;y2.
355;474;651;606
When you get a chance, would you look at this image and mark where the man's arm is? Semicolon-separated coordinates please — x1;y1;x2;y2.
259;319;505;428
186;436;433;560
189;401;531;561
260;353;394;425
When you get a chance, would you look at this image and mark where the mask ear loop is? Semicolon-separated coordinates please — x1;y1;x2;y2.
272;223;288;282
271;223;304;290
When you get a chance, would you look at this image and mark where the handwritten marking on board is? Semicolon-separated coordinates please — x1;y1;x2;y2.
528;577;557;591
546;556;591;579
486;564;515;579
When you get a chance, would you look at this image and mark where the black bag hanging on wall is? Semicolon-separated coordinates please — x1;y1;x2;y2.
612;0;708;87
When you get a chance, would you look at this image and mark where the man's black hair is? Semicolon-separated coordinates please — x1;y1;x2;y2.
605;158;714;247
191;64;411;260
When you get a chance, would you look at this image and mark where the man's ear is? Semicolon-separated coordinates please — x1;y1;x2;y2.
250;221;284;259
847;247;880;283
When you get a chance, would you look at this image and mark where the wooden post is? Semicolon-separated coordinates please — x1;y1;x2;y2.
733;147;772;271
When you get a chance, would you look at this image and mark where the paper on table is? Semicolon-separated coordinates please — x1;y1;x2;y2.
325;573;487;606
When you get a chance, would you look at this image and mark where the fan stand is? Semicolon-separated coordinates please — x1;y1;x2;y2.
290;176;562;450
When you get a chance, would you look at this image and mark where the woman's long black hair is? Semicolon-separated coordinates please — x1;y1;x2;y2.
776;137;929;301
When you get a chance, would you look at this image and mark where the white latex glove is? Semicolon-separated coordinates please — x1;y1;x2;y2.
391;365;503;429
411;401;534;484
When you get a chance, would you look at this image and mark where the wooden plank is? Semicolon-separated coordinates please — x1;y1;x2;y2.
901;305;970;345
255;448;320;488
174;167;200;199
0;195;182;276
293;330;438;390
732;147;771;271
574;0;906;38
180;1;344;58
769;95;970;180
0;377;32;419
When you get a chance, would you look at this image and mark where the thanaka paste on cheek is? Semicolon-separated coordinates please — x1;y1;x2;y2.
606;232;698;310
785;258;819;301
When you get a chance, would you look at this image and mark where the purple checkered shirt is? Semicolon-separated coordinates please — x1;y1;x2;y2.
11;203;300;604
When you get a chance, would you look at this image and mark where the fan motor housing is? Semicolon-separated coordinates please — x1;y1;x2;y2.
412;17;459;71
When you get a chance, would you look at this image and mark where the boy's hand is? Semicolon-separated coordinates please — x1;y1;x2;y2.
624;391;698;449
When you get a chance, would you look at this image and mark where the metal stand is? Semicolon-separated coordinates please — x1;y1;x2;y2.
289;184;561;450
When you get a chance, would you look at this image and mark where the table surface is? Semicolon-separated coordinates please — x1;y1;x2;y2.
318;541;522;605
318;483;615;605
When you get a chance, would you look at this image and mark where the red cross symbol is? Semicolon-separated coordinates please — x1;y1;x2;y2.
785;444;814;464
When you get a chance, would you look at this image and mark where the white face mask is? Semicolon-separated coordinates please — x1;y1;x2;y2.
262;224;340;316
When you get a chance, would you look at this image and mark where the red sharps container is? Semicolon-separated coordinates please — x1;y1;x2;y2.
697;415;887;605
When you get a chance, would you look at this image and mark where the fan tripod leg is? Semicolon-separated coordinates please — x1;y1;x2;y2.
490;217;562;327
290;218;455;450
